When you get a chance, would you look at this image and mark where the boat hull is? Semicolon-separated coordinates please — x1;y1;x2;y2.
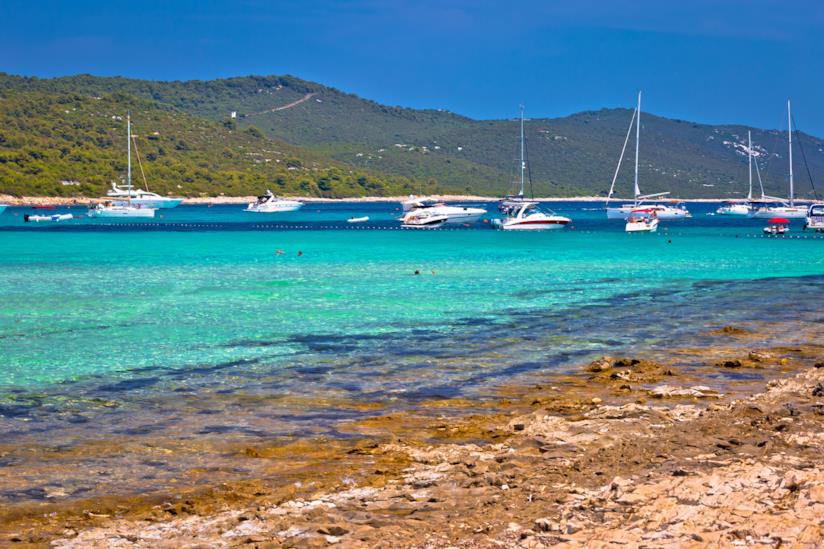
749;207;807;219
716;204;750;216
498;218;569;231
88;207;156;218
626;220;659;232
245;202;304;213
112;198;183;209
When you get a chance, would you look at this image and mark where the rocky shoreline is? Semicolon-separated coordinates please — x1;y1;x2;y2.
3;335;822;548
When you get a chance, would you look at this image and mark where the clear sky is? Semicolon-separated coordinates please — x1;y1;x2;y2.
2;0;823;133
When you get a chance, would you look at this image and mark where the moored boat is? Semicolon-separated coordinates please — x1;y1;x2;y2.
494;105;572;230
763;217;790;235
24;213;77;222
245;191;304;213
606;92;690;220
89;113;156;219
494;201;570;231
625;209;659;232
107;183;183;209
347;216;369;223
748;100;808;220
803;203;824;232
401;210;448;228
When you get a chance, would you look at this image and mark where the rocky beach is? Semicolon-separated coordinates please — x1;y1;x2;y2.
2;324;822;548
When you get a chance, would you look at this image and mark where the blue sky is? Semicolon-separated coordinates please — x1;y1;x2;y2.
2;0;823;133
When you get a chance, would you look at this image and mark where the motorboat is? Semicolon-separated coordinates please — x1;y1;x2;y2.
494;201;570;231
763;217;790;235
803;203;824;232
89;201;156;218
605;92;690;220
88;114;156;219
625;209;659;232
24;213;76;222
347;216;369;223
401;210;449;229
749;100;808;220
494;105;573;230
399;202;486;225
402;196;439;212
245;190;304;213
107;182;183;209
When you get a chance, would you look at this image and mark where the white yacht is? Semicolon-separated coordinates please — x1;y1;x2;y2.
717;132;758;216
803;203;824;232
399;196;485;225
494;201;570;231
749;100;808;220
605;92;691;220
89;114;156;219
245;191;304;213
494;106;572;230
107;182;183;209
401;210;449;228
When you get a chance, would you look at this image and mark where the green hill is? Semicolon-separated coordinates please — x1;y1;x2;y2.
0;88;423;198
1;72;823;198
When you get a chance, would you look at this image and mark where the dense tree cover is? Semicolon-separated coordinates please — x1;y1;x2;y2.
1;72;822;198
0;90;426;198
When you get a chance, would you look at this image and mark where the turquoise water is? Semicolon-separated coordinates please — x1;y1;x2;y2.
0;202;822;502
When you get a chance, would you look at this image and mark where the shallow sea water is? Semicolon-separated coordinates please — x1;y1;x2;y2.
0;201;822;503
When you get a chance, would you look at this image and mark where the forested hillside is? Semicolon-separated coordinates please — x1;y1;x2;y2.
0;87;423;197
1;72;822;198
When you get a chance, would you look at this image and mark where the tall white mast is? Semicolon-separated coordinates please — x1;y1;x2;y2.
787;99;794;206
633;91;641;201
127;112;132;206
519;104;525;197
747;130;753;201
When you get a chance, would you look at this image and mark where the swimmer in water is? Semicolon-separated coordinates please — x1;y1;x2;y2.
276;249;283;256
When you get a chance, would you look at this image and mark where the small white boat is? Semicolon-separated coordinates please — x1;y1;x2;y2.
625;210;659;232
402;210;448;228
763;217;790;235
89;114;156;219
605;92;690;220
107;183;183;209
245;190;304;213
24;213;76;222
495;201;570;231
803;203;824;232
347;216;369;223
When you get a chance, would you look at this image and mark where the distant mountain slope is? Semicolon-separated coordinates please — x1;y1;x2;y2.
0;88;421;198
1;72;822;198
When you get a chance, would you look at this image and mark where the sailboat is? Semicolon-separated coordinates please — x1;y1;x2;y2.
89;113;156;218
716;131;756;216
494;105;571;230
605;92;691;220
749;100;808;219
